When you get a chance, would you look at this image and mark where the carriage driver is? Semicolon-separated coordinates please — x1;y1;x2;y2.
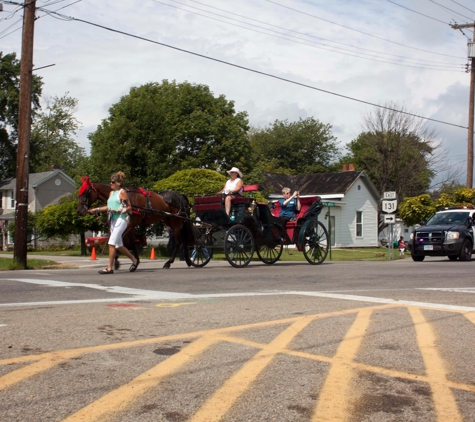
279;187;301;224
219;167;243;215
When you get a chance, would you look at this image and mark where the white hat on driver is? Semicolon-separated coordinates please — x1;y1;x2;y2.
226;167;242;178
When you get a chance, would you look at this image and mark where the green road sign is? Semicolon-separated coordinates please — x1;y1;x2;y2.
323;202;336;207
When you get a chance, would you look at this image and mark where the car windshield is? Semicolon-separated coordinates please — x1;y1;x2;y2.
426;212;469;226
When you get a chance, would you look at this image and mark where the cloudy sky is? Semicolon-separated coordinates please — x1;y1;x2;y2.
1;0;474;184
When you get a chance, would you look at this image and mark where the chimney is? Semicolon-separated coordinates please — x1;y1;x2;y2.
342;164;348;172
348;164;355;171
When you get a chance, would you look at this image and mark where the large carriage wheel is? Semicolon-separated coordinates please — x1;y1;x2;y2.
224;224;254;268
256;239;283;264
302;220;329;265
187;244;213;267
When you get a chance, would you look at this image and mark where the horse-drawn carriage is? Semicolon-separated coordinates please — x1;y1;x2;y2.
78;176;329;269
188;186;329;268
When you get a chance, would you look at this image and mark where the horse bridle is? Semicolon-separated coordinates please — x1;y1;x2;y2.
78;185;107;213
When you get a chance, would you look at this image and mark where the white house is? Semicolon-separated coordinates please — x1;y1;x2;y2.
262;169;380;248
0;170;77;249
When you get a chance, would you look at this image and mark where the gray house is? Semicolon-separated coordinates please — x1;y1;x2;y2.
262;169;380;248
0;170;77;249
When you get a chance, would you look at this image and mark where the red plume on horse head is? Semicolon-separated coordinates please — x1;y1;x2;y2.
78;176;92;196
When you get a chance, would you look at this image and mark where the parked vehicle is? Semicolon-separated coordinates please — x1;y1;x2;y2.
408;207;475;261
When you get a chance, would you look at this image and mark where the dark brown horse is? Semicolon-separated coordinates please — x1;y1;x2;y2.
77;176;193;269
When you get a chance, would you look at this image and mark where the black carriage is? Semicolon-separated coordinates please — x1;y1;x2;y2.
189;186;329;268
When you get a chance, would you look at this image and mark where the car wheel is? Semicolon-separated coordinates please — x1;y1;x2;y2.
411;254;425;262
458;239;472;261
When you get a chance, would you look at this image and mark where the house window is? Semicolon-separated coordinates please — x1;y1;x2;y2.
9;191;15;208
356;211;363;237
0;191;3;208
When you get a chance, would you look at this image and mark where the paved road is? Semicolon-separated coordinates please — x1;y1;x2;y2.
1;256;475;421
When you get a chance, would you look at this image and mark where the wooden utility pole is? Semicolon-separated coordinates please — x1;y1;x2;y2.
451;22;475;188
13;0;36;268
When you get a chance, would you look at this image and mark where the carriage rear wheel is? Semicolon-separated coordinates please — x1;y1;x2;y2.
302;220;329;265
256;239;283;264
224;224;254;268
187;244;213;267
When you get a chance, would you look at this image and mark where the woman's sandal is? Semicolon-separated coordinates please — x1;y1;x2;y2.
129;260;140;272
98;268;114;275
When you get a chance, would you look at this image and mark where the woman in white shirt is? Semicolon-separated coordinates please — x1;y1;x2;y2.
219;166;243;215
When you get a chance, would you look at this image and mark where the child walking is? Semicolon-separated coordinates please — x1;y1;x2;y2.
398;236;406;257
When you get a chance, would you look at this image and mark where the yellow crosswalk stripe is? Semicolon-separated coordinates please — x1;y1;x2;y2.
409;307;462;422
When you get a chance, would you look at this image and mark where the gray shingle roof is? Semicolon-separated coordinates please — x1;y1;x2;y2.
0;170;76;190
262;171;380;199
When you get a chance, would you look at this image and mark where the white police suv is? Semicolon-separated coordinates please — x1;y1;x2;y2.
409;207;475;262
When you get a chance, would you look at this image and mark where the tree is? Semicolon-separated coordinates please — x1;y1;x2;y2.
88;80;251;186
398;187;475;226
153;168;226;198
248;118;340;181
36;194;104;255
347;103;439;198
0;51;43;179
29;94;87;181
152;168;268;204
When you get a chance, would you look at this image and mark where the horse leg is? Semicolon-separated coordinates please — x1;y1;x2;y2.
181;221;192;267
163;224;181;269
114;251;120;270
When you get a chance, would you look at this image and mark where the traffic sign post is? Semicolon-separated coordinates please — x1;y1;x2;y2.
382;192;398;260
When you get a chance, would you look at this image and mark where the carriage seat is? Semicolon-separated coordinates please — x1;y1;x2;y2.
193;185;259;213
271;196;321;228
230;184;259;206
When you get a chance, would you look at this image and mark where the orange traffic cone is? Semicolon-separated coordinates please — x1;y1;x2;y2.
90;246;97;261
150;247;156;260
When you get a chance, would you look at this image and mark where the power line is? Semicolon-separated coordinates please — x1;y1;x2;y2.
0;0;81;40
161;0;462;68
40;8;470;131
448;0;475;15
151;0;462;71
0;17;22;36
265;0;463;59
386;0;450;25
426;0;475;21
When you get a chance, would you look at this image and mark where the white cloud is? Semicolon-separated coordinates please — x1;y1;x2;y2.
1;0;472;181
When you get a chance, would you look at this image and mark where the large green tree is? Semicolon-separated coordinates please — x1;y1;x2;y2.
30;94;87;181
0;51;43;179
88;80;250;186
248;117;340;183
346;104;437;198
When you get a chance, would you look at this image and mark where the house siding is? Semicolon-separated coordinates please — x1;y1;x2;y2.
34;174;76;211
340;182;379;247
318;205;342;247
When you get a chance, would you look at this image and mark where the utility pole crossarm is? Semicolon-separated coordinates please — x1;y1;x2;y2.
451;23;475;29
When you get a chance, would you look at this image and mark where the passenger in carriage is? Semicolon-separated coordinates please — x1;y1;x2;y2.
279;187;301;224
218;166;243;215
